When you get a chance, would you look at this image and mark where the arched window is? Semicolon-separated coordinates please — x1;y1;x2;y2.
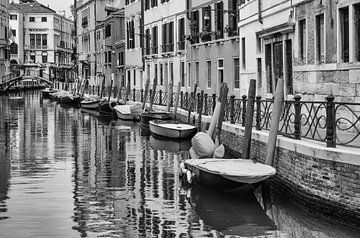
10;43;18;55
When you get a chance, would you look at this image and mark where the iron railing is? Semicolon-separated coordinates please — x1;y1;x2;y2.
55;82;360;148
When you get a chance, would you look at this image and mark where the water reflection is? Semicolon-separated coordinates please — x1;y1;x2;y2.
0;91;359;238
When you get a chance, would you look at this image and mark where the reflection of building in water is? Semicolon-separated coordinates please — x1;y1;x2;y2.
0;100;10;208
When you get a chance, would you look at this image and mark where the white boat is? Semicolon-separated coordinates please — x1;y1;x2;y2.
113;103;142;121
149;120;197;139
182;159;276;193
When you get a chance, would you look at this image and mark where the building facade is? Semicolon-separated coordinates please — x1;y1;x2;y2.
143;0;188;92
96;6;125;89
187;0;240;96
239;0;360;102
0;0;9;79
9;1;74;81
125;0;143;90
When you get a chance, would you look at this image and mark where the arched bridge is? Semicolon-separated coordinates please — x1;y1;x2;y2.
1;75;53;92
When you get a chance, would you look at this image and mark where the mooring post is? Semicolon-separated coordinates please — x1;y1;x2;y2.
204;93;208;115
265;78;285;166
212;93;216;113
159;90;162;105
242;95;247;127
294;95;301;140
242;80;256;160
326;95;336;148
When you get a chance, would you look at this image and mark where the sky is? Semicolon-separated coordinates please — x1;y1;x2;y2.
13;0;74;18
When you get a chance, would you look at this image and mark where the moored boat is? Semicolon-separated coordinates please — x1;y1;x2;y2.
149;135;191;152
98;100;118;116
149;120;197;139
181;159;276;193
139;111;172;129
114;103;142;121
41;88;57;98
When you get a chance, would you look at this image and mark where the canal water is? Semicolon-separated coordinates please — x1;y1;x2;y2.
0;91;359;238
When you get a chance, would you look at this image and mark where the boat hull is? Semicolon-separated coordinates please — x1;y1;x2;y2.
98;101;117;115
139;112;172;129
149;120;197;139
183;159;276;193
80;100;100;110
114;104;141;121
58;95;82;106
42;88;57;98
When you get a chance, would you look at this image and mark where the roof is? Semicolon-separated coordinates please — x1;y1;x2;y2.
9;1;56;14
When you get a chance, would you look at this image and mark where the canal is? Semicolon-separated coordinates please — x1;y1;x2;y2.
0;91;359;238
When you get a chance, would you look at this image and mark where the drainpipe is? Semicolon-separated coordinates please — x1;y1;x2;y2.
258;0;263;24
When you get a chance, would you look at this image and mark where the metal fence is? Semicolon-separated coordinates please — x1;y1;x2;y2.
56;83;360;148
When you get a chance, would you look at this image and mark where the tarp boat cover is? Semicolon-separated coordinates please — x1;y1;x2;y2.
185;159;276;184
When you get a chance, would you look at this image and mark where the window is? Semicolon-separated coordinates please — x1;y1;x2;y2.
30;34;35;46
201;6;211;42
147;64;150;81
42;34;47;46
355;4;360;61
10;43;18;54
340;7;349;62
228;0;239;36
164;63;168;86
82;8;89;28
151;0;158;8
188;62;191;87
195;62;199;87
29;17;35;22
298;19;306;61
127;20;135;49
41;17;47;22
218;59;224;88
206;61;211;88
152;26;158;54
145;28;151;55
215;1;224;39
145;0;150;10
168;22;174;51
10;14;17;20
178;18;185;50
181;61;185;87
105;24;111;38
133;70;136;86
11;30;16;37
170;62;174;86
154;64;158;84
127;70;131;87
160;63;163;85
36;34;41;46
241;37;246;69
30;55;35;63
234;58;240;89
190;10;199;44
42;55;48;63
316;14;325;64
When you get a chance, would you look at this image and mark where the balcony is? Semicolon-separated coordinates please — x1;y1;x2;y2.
177;41;185;51
25;45;48;50
151;46;158;55
10;54;19;59
166;43;174;52
161;44;167;53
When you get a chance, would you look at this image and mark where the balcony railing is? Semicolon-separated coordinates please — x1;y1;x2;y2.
25;45;48;50
10;54;19;59
177;41;185;50
161;44;167;53
166;43;174;52
151;46;158;54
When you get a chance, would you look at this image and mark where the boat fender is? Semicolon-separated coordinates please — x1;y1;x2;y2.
186;170;193;184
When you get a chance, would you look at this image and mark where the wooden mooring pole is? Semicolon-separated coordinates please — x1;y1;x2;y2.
242;79;256;160
142;78;150;111
149;77;158;111
265;78;284;166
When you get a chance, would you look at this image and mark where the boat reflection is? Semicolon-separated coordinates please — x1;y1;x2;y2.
149;135;191;152
188;186;277;237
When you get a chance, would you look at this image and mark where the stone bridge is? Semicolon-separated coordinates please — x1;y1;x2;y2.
0;75;53;92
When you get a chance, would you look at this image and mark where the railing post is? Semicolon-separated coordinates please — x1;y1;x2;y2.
256;96;262;130
149;89;152;104
204;93;208;115
140;88;144;102
133;88;136;101
294;95;301;139
230;95;235;124
159;90;162;105
197;93;201;113
212;93;216;113
326;95;336;147
242;95;247;127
